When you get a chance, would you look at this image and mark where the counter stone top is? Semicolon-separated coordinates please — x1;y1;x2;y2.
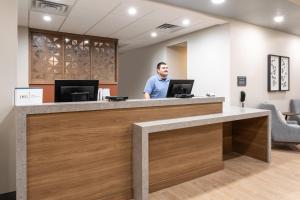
15;96;225;115
134;106;270;133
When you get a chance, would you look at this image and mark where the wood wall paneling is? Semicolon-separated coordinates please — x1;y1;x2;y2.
149;124;224;193
26;103;222;200
29;29;118;85
232;117;269;162
223;122;232;155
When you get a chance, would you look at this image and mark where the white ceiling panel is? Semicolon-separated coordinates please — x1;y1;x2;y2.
87;14;137;37
29;11;66;31
86;0;155;37
112;9;181;40
112;15;163;40
118;19;224;52
60;6;108;34
74;0;121;11
169;15;207;28
112;0;156;17
153;0;300;37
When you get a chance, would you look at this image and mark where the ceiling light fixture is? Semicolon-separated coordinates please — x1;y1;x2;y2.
274;15;284;23
128;7;137;16
151;32;158;38
211;0;226;5
43;15;52;22
182;19;191;26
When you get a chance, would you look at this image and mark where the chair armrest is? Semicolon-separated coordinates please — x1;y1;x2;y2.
287;120;299;125
284;113;300;117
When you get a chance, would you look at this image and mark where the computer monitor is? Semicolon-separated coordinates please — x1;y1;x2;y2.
55;80;99;102
166;79;194;98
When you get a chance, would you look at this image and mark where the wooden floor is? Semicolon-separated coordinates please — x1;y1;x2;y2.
150;146;300;200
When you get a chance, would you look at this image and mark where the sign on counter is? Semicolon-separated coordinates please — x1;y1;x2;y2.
15;88;43;106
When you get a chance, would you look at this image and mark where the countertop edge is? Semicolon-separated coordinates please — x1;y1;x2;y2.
15;97;225;115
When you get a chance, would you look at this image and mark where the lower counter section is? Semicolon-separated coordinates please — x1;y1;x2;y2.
132;107;270;200
25;102;222;200
149;124;224;193
223;116;269;162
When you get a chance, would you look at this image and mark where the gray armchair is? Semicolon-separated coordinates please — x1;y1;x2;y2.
289;99;300;124
258;103;300;144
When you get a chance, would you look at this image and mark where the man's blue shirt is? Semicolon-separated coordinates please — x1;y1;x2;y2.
144;74;170;98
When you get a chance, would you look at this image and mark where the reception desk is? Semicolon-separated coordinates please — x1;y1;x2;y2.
133;106;271;200
15;97;270;200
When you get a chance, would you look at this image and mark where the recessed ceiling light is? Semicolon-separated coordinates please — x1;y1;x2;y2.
84;40;89;44
211;0;226;5
43;15;52;22
274;15;284;23
128;7;137;16
182;19;191;26
151;32;157;38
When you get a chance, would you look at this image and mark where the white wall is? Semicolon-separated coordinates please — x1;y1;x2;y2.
186;25;230;104
119;24;231;102
230;21;300;111
119;43;167;98
0;0;18;194
17;26;29;87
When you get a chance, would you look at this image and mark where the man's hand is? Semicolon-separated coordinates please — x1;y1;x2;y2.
144;93;150;99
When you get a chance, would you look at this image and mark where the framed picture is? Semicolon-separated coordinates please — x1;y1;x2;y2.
280;56;290;91
268;55;280;92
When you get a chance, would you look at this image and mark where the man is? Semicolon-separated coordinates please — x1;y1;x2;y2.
144;62;170;99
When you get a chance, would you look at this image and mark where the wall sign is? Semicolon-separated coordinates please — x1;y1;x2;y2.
15;88;43;106
237;76;247;87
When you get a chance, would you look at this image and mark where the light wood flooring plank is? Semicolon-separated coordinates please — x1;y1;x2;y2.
150;147;300;200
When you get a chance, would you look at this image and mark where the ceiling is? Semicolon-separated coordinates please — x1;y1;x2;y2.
18;0;226;52
151;0;300;37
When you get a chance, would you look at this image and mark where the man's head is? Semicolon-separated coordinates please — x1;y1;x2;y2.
156;62;168;78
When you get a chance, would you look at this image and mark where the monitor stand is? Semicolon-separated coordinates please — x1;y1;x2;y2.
174;94;194;98
71;92;89;102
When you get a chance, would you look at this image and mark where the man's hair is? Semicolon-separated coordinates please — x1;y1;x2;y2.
157;62;167;69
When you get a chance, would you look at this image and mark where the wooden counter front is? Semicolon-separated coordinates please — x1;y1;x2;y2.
26;102;222;200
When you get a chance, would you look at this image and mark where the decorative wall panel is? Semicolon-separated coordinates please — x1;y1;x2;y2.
31;33;63;84
64;37;91;80
30;29;118;84
92;41;116;82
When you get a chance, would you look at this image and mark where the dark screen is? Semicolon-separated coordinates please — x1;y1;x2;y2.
166;80;194;98
55;80;99;102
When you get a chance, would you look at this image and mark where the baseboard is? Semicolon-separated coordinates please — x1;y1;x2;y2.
0;192;16;200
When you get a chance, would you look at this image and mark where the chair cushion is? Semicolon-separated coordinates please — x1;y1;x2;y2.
276;108;286;122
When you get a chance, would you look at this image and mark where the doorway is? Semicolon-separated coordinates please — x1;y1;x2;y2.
166;42;187;79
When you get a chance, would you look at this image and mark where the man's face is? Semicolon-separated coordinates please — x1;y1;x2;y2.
157;64;169;77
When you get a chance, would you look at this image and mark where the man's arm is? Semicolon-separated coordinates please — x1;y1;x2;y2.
144;93;150;99
144;78;154;99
